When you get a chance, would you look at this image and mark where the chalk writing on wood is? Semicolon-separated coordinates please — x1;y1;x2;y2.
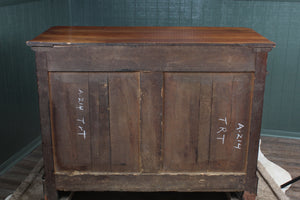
76;89;86;140
233;123;244;150
217;117;227;144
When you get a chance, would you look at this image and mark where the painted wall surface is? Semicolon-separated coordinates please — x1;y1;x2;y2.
70;0;300;137
0;0;69;166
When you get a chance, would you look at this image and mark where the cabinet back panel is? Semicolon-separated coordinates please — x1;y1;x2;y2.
49;72;140;172
49;72;253;173
46;46;255;72
163;73;253;172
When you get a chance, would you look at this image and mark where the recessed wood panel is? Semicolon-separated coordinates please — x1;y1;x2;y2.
208;74;253;172
49;72;141;173
163;73;253;172
49;73;92;171
163;73;210;171
108;73;140;172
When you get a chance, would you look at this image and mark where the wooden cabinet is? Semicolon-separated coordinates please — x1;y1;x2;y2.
27;27;275;200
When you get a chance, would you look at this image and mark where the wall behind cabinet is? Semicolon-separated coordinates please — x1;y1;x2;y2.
0;0;70;172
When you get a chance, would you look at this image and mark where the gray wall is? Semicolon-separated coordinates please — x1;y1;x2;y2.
0;0;70;171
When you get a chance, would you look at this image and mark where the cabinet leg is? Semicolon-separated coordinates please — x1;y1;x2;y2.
44;191;59;200
243;191;256;200
43;180;59;200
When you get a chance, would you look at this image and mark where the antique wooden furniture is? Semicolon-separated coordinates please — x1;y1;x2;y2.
27;27;275;200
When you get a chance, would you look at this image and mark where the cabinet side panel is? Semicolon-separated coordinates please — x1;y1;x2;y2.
89;73;111;171
109;73;140;172
163;73;210;171
49;73;92;171
208;74;252;172
140;72;163;172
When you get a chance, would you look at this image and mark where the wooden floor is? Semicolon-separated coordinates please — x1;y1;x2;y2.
0;145;42;199
260;136;300;200
0;136;299;200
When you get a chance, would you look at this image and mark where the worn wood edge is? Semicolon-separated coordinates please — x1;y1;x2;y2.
45;46;256;72
244;51;269;194
55;173;246;192
27;42;275;48
29;44;275;51
35;51;58;200
9;159;44;200
257;161;290;200
55;171;246;176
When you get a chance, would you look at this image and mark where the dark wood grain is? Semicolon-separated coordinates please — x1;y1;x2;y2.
208;75;234;172
109;73;140;172
244;50;269;195
35;52;58;200
88;73;111;171
45;46;256;72
163;73;210;171
49;73;92;171
27;26;275;47
206;74;252;172
140;72;163;172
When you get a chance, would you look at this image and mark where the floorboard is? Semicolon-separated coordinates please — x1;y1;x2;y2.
261;136;300;200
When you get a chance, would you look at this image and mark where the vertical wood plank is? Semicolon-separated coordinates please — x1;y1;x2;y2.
140;72;163;172
88;73;111;171
49;72;91;171
208;75;233;171
208;74;252;172
230;73;253;172
163;73;210;171
198;76;213;169
109;73;140;172
35;51;58;200
245;51;269;194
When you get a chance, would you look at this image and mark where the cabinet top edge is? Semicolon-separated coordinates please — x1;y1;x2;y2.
27;26;276;48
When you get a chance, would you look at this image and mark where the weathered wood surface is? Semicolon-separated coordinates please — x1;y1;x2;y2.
163;73;253;172
45;46;255;72
88;73;111;171
26;26;275;47
140;72;163;173
35;52;58;200
244;51;269;195
55;173;245;192
27;26;275;198
49;72;253;175
108;73;140;172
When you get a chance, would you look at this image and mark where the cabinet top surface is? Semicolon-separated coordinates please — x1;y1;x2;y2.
27;26;275;48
